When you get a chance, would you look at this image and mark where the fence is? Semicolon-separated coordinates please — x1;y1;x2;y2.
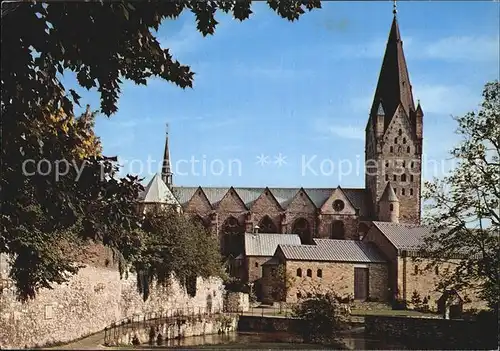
227;303;299;318
103;307;227;346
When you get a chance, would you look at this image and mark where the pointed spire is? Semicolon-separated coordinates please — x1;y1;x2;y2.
416;99;423;115
370;7;415;131
377;101;385;116
380;182;399;202
161;123;173;188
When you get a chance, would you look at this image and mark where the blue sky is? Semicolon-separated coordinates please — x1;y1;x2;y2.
64;1;499;188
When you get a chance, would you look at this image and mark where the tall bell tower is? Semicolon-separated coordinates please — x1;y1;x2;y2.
365;3;423;224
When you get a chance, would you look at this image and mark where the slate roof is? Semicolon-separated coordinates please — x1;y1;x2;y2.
244;233;301;257
172;186;371;217
278;239;387;263
139;173;179;205
371;221;430;250
380;182;398;202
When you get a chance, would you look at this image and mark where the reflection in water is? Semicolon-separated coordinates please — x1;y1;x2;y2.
138;330;408;350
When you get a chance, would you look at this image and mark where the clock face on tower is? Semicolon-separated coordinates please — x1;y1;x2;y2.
332;199;345;212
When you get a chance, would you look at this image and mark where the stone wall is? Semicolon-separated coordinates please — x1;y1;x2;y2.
112;314;239;346
223;292;249;313
365;315;497;349
397;256;487;311
246;256;269;283
281;261;388;303
0;253;224;349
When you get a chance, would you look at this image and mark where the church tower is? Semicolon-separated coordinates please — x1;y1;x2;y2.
365;4;423;224
161;124;173;188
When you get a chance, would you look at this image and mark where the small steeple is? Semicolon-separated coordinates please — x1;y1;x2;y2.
161;123;173;188
380;182;399;202
377;101;385;116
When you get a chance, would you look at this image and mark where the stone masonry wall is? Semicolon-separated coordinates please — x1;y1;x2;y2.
365;315;497;349
283;261;388;303
397;257;487;311
0;253;224;349
246;256;270;283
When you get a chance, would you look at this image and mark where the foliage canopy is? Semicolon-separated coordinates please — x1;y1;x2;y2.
1;1;320;300
422;80;500;310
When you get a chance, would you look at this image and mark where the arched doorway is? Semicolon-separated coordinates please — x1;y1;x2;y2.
221;216;244;258
292;218;311;244
258;215;278;233
330;220;345;239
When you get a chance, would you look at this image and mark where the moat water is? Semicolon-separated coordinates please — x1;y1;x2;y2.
136;330;409;350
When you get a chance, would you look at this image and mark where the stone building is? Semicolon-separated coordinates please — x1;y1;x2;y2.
146;10;424;259
260;239;388;304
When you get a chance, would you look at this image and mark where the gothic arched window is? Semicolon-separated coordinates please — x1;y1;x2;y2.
221;216;244;258
410;188;414;196
402;188;406;195
306;269;312;277
394;137;398;144
292;218;311;244
401;174;407;182
407;146;411;153
330;221;345;239
403;137;407;144
296;268;302;277
393;175;397;181
390;146;394;153
398;129;402;136
258;215;278;233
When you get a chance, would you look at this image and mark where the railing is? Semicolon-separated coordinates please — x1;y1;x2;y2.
103;307;228;346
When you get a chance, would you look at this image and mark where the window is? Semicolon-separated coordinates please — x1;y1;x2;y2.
403;137;407;144
411;161;414;168
410;188;414;195
296;268;302;277
407;146;411;153
390;204;394;211
390;146;394;153
385;174;388;181
317;269;323;278
297;292;302;299
410;175;414;182
385;161;389;167
398;129;402;136
394;137;398;144
402;188;406;195
255;262;258;267
401;174;407;182
393;175;397;181
332;200;345;212
306;269;312;277
402;161;406;168
435;266;439;275
414;265;418;275
394;188;397;194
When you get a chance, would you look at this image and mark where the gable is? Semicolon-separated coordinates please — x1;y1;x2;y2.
286;188;316;214
320;187;358;215
184;187;212;213
216;187;247;212
383;105;416;154
251;187;283;213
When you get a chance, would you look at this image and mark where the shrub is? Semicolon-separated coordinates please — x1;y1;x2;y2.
292;292;349;344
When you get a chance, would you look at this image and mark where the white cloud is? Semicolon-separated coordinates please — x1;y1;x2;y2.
419;36;499;62
412;83;481;115
314;119;365;141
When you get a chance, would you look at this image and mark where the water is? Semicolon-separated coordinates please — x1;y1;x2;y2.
137;330;408;350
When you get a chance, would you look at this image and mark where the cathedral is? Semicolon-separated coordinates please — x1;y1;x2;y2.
139;8;424;259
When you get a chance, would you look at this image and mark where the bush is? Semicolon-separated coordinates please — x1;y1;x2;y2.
292;293;349;344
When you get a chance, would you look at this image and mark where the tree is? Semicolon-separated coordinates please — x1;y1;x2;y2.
292;292;349;344
134;207;225;300
1;1;320;300
422;81;500;310
272;263;296;311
